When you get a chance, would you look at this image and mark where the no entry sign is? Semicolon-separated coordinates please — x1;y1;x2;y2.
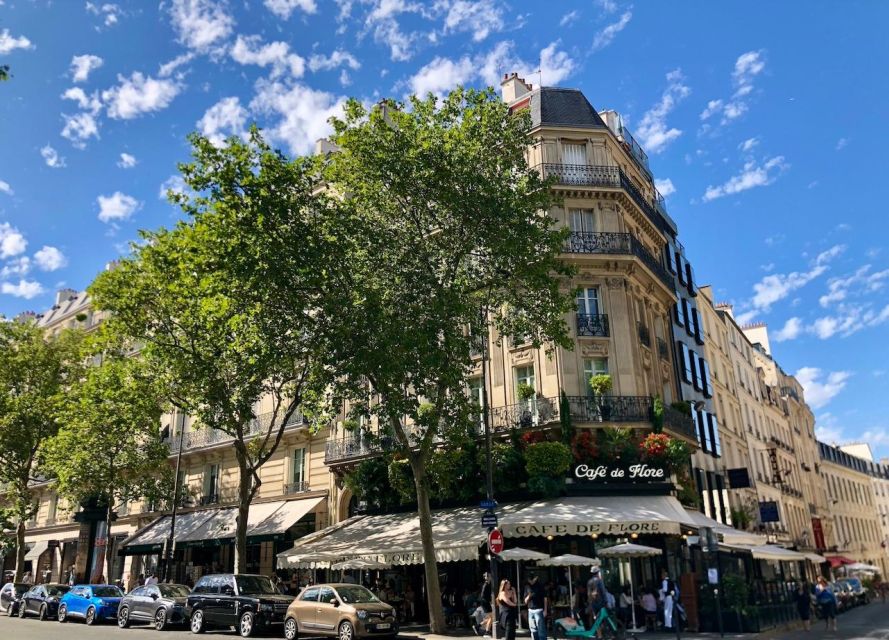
488;528;504;555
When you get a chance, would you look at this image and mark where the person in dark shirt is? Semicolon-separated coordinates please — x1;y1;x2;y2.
524;573;548;640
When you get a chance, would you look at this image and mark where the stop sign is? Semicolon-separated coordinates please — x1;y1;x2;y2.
488;528;504;554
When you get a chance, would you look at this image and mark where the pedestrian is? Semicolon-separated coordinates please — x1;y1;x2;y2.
815;577;837;631
497;579;518;640
67;566;77;586
795;581;811;631
524;573;548;640
618;584;633;626
587;566;607;631
480;572;493;615
659;570;678;631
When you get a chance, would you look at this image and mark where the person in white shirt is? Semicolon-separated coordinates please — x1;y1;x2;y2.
659;570;677;630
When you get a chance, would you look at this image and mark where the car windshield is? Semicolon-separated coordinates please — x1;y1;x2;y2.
93;587;123;597
159;584;191;598
47;586;69;597
14;585;29;596
235;576;279;595
336;586;380;604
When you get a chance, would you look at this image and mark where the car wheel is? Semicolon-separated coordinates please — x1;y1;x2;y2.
155;607;168;631
39;605;48;621
339;620;355;640
190;609;206;634
238;611;255;638
118;605;131;628
284;617;298;640
85;606;96;625
58;604;68;623
18;602;26;618
6;603;15;617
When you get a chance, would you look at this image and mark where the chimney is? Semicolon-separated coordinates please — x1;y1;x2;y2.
14;311;38;324
500;72;533;104
55;288;78;306
315;138;340;156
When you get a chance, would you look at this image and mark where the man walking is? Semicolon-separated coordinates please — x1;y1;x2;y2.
525;573;548;640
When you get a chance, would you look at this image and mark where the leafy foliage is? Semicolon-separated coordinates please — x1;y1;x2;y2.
525;441;572;497
588;374;613;396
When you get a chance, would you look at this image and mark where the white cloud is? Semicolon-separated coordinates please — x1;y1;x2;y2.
594;0;618;12
0;280;45;299
809;302;889;340
700;50;766;125
97;191;141;223
117;152;137;168
308;50;361;73
40;145;66;168
537;41;576;86
560;10;579;26
159;175;192;200
0;180;12;196
442;0;504;42
0;256;31;279
33;246;67;271
102;72;182;119
339;69;351;86
168;0;235;52
61;112;100;148
408;55;476;96
633;69;690;154
819;265;889;308
795;367;850;409
197;96;249;147
70;54;104;82
835;137;849;151
476;40;574;89
62;87;102;113
158;52;196;78
773;317;802;342
249;79;345;156
699;99;723;120
264;0;317;19
85;2;123;27
702;155;788;201
0;29;34;55
591;10;631;52
654;178;675;197
738;137;759;152
230;34;305;79
363;0;425;62
0;223;27;259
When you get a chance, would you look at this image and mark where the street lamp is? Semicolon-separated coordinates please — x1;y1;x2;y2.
478;315;498;640
160;418;186;583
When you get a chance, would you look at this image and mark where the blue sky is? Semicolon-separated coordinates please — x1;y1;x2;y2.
1;0;887;456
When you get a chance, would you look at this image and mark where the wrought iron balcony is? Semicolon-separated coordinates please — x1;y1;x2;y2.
661;405;696;441
166;407;305;453
489;397;560;433
637;323;651;347
657;337;669;360
325;433;400;464
563;231;674;290
284;480;310;495
576;313;609;337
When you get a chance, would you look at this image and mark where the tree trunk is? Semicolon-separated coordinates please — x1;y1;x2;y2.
13;518;26;582
409;454;446;634
234;446;251;574
105;499;115;585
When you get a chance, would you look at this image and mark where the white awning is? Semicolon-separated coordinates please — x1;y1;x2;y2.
805;553;828;564
721;543;806;562
278;504;527;567
498;495;691;537
682;509;767;546
119;510;217;554
24;540;50;562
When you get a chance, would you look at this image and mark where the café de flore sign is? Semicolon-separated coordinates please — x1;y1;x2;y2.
574;462;666;482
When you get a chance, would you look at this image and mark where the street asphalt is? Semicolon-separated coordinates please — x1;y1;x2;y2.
0;601;887;640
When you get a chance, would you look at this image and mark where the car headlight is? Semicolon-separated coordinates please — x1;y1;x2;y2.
260;603;274;613
357;610;368;620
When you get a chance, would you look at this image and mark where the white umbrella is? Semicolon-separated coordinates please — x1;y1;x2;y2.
331;558;389;585
538;553;600;614
497;548;550;630
597;543;661;633
845;562;880;574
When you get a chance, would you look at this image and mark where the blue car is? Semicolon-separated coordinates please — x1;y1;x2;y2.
57;584;124;625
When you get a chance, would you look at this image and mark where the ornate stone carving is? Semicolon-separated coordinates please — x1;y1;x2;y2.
580;342;609;357
511;348;534;363
641;347;652;370
606;277;624;290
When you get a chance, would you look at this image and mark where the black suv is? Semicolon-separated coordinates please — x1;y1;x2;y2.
186;574;292;637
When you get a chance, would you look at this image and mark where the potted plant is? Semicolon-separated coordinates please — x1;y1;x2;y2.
516;382;537;427
588;373;613;420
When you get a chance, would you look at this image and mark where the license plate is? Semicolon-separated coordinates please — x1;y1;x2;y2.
377;623;391;629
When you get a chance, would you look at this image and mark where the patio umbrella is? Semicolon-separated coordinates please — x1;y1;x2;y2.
597;543;661;633
538;553;600;612
331;558;390;585
497;548;550;630
845;562;880;574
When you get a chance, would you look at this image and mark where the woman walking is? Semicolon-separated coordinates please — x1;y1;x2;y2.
815;577;837;632
497;579;518;640
795;581;812;631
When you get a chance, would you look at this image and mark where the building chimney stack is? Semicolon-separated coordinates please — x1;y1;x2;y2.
55;288;78;306
500;72;533;104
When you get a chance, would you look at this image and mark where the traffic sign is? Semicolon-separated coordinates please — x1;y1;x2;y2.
481;510;498;529
488;528;504;554
480;498;497;510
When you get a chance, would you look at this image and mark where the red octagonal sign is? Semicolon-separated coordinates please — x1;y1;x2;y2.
488;528;504;555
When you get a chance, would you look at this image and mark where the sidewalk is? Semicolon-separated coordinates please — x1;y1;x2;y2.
397;625;759;640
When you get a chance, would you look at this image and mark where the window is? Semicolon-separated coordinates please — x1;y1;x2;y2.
203;463;220;500
674;296;686;327
695;410;710;453
568;209;596;234
583;358;609;395
685;262;696;294
291;448;306;486
690;349;702;391
47;493;58;523
318;586;337;605
468;377;485;430
576;287;601;315
563;143;586;165
678;342;693;383
707;413;721;457
514;365;536;416
301;587;320;602
665;243;678;274
700;357;713;398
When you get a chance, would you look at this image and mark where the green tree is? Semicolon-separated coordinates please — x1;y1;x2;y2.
0;65;9;82
0;320;83;581
318;88;575;631
45;354;170;583
89;129;335;573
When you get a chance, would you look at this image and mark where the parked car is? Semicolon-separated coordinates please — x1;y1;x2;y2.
283;583;398;640
18;583;70;620
57;584;124;624
118;582;191;630
831;581;853;611
837;578;869;606
0;583;29;616
185;573;293;637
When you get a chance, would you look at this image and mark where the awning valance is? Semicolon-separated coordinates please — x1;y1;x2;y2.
24;540;50;562
826;555;856;568
721;543;806;562
497;495;691;537
682;509;767;546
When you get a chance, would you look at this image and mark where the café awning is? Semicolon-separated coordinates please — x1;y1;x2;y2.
24;541;50;562
497;495;691;537
804;553;828;564
682;509;767;546
278;503;527;567
826;555;856;568
721;543;806;562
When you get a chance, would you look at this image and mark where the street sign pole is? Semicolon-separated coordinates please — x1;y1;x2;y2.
479;314;497;640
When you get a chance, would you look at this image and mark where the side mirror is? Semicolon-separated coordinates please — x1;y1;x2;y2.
151;593;159;600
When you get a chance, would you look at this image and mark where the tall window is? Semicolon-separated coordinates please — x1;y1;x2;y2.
204;463;220;500
576;287;600;315
514;365;537;423
47;493;58;523
583;358;608;396
468;377;485;430
563;143;586;165
291;448;306;486
568;209;596;234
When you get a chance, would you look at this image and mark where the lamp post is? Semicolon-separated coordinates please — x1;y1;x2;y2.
479;318;498;640
161;418;186;583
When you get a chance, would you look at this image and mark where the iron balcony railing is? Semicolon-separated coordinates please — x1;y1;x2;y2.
284;480;310;495
576;313;609;337
656;337;669;360
538;163;672;236
166;408;305;453
563;231;674;289
661;405;696;441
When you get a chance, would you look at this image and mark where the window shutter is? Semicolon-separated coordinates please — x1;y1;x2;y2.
685;262;696;295
708;413;721;457
679;341;692;383
697;409;710;452
690;349;702;391
677;256;688;285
